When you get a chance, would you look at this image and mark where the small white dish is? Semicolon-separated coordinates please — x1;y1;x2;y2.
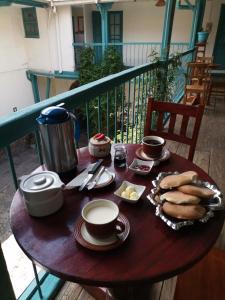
94;170;115;189
129;159;154;175
114;180;146;203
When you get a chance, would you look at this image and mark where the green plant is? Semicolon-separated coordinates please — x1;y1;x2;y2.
148;50;182;101
79;46;125;138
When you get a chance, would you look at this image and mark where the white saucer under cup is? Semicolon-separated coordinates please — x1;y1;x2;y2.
81;223;118;246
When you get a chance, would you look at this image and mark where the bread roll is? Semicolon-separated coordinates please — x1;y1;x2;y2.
162;202;206;220
159;171;198;189
160;191;201;204
177;185;215;199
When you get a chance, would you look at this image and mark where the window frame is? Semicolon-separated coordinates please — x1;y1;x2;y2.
22;7;40;39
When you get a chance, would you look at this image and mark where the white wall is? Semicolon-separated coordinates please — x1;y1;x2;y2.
0;7;33;117
203;0;225;56
25;6;74;72
58;6;74;71
24;8;53;71
0;5;76;117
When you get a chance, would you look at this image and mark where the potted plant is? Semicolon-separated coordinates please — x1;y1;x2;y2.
197;27;209;43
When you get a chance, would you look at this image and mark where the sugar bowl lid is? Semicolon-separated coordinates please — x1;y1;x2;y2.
20;171;64;193
90;133;111;145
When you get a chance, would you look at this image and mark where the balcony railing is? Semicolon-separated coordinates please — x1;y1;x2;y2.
73;42;189;67
0;47;194;299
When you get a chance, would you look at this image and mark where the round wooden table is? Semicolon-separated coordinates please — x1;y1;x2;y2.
10;144;225;300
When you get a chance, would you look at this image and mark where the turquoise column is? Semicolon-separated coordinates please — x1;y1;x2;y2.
0;246;16;300
30;74;41;103
160;0;177;61
196;0;206;34
97;3;113;55
189;0;201;48
159;0;176;101
26;71;41;103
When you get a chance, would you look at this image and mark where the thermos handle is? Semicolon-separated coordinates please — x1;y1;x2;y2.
70;112;76;121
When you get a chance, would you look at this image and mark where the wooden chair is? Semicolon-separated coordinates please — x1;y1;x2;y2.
174;248;225;300
184;62;210;105
196;56;213;64
195;42;206;58
144;98;204;161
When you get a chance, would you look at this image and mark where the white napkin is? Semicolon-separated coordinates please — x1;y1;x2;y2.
66;164;95;188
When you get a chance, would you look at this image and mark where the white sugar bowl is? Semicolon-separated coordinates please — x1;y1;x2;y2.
88;133;111;158
19;171;64;217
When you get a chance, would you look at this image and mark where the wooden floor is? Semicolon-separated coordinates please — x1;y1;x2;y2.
55;96;225;300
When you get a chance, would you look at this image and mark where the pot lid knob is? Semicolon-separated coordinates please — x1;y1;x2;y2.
34;177;47;186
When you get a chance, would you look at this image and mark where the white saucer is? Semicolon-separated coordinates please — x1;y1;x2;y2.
136;147;170;166
94;170;115;189
80;223;118;246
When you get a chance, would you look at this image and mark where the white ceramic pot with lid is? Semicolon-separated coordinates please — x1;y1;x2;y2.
19;171;64;217
88;133;111;158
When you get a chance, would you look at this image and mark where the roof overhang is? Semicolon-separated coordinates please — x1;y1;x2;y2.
0;0;49;7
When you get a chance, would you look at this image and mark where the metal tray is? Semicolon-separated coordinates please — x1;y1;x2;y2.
147;172;224;230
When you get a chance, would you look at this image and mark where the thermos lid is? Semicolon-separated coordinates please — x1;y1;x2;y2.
37;106;70;125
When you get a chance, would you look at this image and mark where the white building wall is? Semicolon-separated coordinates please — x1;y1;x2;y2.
58;5;74;71
88;2;192;43
0;7;33;117
24;8;53;71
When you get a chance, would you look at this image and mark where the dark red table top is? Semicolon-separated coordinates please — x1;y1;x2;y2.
10;144;225;287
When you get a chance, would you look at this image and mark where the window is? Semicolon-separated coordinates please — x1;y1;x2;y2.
77;16;84;33
22;7;39;38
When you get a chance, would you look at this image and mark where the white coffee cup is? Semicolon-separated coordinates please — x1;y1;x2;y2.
82;199;125;238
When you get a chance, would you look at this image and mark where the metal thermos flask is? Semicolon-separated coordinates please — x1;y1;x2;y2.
36;105;78;173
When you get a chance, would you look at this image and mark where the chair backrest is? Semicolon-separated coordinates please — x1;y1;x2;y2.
196;56;213;64
144;98;204;161
187;62;209;85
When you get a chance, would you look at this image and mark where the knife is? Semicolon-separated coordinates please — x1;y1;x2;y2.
87;166;105;190
78;159;103;191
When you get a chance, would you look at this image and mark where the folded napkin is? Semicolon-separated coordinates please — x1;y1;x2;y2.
66;164;95;188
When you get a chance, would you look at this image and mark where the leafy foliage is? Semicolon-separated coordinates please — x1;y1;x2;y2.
79;46;125;138
148;50;182;101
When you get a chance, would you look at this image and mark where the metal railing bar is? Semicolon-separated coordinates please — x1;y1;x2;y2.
35;130;43;165
106;92;110;137
114;87;117;143
85;102;90;141
135;75;141;144
131;77;136;143
5;145;18;190
98;96;102;133
32;262;43;299
120;84;125;143
126;80;131;144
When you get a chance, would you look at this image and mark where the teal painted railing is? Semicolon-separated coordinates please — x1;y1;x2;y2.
0;47;195;299
73;41;189;67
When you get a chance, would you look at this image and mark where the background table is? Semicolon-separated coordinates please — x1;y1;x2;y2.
10;144;225;300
